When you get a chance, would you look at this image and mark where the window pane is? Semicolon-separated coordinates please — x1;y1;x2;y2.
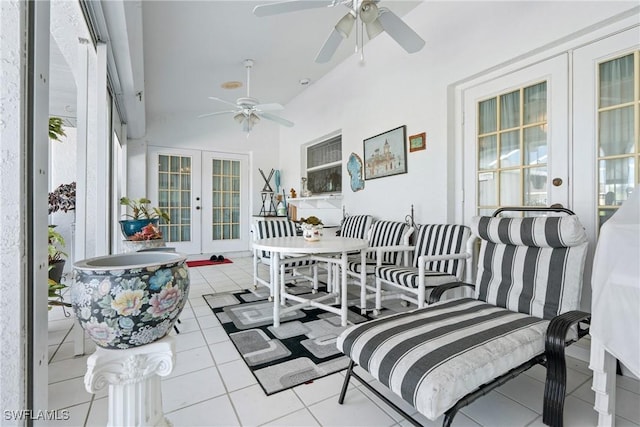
500;131;520;167
308;164;341;194
479;98;497;134
523;82;547;124
599;54;634;108
479;135;497;170
478;172;496;206
158;155;169;172
500;170;521;205
307;135;342;168
524;167;547;206
598;158;635;206
500;90;520;129
524;125;547;165
599;106;634;156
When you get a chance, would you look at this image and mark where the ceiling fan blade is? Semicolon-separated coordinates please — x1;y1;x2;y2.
258;112;295;127
197;110;237;119
315;28;344;63
253;0;334;17
208;96;238;108
254;103;284;112
377;8;425;54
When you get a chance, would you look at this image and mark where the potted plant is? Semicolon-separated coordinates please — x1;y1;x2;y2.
48;226;67;284
49;181;76;214
298;216;323;241
119;197;170;239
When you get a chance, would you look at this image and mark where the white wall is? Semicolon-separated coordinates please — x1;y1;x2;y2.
128;112;281;217
0;1;28;418
279;1;638;225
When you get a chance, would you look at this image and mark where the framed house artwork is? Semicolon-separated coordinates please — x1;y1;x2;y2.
363;125;407;180
409;132;426;152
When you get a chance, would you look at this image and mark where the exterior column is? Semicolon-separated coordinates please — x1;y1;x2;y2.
84;335;175;427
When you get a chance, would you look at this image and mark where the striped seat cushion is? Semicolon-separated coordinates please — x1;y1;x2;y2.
411;224;470;277
375;265;458;288
366;220;410;265
472;216;588;319
337;298;549;420
340;215;373;239
254;220;298;259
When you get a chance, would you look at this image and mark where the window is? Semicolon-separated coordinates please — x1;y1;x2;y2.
158;154;192;242
306;134;342;194
597;51;639;227
211;158;241;240
476;81;548;215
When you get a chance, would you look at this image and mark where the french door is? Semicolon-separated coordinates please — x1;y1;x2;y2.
462;54;570;221
148;146;250;255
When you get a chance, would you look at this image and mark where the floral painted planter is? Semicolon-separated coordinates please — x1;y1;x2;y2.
72;252;189;350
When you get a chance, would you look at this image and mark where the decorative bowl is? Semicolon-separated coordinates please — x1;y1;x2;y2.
71;252;189;349
301;224;323;242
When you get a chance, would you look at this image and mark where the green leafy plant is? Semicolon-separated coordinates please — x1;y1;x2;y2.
299;216;323;226
47;274;70;310
49;117;66;142
48;226;67;263
120;197;170;222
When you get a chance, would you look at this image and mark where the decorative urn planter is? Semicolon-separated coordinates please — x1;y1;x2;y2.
301;224;323;242
119;218;159;238
71;252;189;350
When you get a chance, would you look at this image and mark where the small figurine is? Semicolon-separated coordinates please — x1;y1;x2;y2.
290;188;297;199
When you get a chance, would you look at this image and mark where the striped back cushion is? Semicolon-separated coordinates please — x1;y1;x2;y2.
367;220;409;265
412;224;470;278
340;215;373;239
254;220;297;258
472;215;588;319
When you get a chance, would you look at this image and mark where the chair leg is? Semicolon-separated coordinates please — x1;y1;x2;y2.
338;360;355;404
375;277;382;312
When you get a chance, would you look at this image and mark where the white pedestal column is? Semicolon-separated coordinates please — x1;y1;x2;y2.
84;335;175;427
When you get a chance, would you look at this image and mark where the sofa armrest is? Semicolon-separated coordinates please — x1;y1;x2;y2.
542;310;591;426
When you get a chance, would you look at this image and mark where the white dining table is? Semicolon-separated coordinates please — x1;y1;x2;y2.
252;236;368;327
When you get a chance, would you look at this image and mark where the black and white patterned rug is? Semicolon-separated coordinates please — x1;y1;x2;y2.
203;285;374;395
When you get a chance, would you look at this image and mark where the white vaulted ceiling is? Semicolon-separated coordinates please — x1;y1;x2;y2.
49;0;422;137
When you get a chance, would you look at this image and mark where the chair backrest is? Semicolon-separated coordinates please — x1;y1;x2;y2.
471;215;588;319
339;215;373;239
366;220;413;265
253;219;297;258
411;224;471;279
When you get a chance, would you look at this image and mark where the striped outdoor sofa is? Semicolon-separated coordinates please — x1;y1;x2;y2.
252;219;317;299
344;220;414;314
337;209;591;427
373;223;474;311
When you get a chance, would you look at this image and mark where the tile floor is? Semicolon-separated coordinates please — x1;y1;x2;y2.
46;255;640;427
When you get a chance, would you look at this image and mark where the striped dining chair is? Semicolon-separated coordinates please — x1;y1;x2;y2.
372;223;475;312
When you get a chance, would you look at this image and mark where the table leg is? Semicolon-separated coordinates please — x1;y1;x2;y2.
273;252;281;327
341;251;348;327
590;338;617;426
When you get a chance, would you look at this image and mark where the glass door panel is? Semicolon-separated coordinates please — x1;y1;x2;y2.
202;152;249;253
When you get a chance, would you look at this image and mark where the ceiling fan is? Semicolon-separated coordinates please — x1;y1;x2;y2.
253;0;425;63
198;59;294;133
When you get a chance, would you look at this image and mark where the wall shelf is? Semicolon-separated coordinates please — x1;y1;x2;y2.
286;194;342;209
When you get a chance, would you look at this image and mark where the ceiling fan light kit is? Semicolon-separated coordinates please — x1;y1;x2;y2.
253;0;425;63
199;59;294;133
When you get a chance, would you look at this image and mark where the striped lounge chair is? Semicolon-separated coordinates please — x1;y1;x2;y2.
252;219;317;299
337;208;591;427
345;220;414;314
373;223;475;311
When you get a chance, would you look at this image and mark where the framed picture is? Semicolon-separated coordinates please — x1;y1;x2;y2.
363;125;407;180
409;132;426;152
